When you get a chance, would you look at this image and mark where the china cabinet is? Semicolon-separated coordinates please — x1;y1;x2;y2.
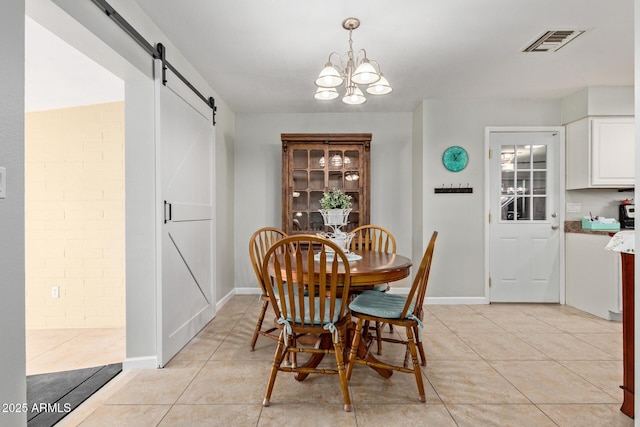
281;133;371;235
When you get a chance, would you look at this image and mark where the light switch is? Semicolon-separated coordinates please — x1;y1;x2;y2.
0;167;5;198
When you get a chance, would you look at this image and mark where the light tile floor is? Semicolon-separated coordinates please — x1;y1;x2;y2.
36;295;633;426
26;327;125;375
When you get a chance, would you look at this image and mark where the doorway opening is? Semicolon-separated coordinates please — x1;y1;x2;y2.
24;16;126;376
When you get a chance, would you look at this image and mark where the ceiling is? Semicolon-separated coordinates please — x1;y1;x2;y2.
25;17;124;113
28;1;635;114
130;0;634;114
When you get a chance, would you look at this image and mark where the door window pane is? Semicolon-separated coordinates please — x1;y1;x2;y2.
517;197;530;220
516;171;531;195
533;171;546;195
501;195;516;221
516;145;531;169
499;142;548;222
532;145;547;169
501;145;516;172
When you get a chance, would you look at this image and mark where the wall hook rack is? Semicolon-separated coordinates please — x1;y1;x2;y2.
434;183;473;194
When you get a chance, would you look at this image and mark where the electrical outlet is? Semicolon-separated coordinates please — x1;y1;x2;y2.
566;203;581;213
51;286;60;298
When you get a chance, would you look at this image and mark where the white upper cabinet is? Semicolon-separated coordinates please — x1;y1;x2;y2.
566;116;635;189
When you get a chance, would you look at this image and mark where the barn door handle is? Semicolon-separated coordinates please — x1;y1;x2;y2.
164;200;172;223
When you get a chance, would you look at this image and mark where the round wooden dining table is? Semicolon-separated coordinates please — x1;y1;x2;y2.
268;249;413;380
269;250;412;287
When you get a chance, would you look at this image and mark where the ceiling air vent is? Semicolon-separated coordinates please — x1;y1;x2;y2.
522;30;585;52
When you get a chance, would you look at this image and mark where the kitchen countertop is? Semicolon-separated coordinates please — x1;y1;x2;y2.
564;220;622;236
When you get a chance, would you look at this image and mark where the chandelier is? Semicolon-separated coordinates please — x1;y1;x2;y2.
314;18;392;105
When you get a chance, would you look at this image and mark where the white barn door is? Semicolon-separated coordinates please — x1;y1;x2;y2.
155;61;215;366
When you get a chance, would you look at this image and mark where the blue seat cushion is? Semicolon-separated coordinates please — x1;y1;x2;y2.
279;296;342;325
349;291;414;319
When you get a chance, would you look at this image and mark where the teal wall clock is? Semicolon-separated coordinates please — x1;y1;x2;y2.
442;146;468;172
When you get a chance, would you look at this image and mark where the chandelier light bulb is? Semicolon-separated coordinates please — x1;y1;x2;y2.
342;87;366;105
314;87;340;100
366;74;392;95
314;63;343;88
352;60;380;85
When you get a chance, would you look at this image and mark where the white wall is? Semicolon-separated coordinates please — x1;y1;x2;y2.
411;103;425;275
421;99;561;300
565;188;634;221
0;2;26;425
214;104;236;303
234;113;413;291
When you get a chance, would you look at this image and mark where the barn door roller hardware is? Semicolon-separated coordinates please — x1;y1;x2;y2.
91;0;217;125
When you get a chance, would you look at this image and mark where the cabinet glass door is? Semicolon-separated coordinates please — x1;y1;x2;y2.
282;134;370;235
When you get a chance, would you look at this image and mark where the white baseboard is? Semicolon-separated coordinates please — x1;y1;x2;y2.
234;287;262;295
386;288;488;304
216;288;237;311
425;296;489;305
123;356;158;370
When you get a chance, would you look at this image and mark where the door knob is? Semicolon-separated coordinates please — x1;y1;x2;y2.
551;224;559;230
551;212;558;218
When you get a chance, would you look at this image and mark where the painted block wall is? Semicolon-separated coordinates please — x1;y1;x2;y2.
25;101;125;329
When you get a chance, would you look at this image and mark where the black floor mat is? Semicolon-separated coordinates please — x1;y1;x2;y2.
27;363;122;427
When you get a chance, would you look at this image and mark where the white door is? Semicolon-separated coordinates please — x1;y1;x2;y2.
488;129;563;302
156;62;215;366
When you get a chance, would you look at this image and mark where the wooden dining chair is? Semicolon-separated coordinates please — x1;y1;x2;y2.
346;231;438;403
262;235;353;412
248;227;288;351
349;224;397;354
349;224;397;257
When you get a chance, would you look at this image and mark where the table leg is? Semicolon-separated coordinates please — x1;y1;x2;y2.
354;325;393;379
294;334;332;381
293;320;394;381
